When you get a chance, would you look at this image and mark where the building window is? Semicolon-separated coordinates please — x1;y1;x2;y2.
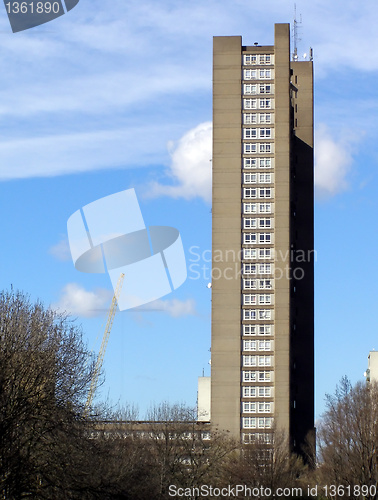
259;128;272;139
258;371;271;382
243;371;257;382
258;263;272;275
243;309;256;320
259;69;272;79
244;173;257;184
259;158;272;169
243;402;257;413
243;113;257;124
243;386;257;398
258;402;272;413
259;114;272;124
259;143;272;153
243;233;257;244
242;433;256;444
244;188;257;199
258;249;272;260
260;114;272;124
258;218;272;228
258;417;273;428
244;144;257;154
243;158;257;169
243;294;257;306
243;84;258;95
243;218;257;229
243;324;256;335
243;340;256;351
242;417;257;429
243;128;257;140
258;279;273;290
243;203;257;213
258;233;272;244
243;355;257;367
259;203;272;213
258;356;272;367
243;279;256;290
243;69;257;80
259;54;272;65
259;387;272;398
244;98;257;109
259;98;272;109
259;188;272;198
244;54;257;65
258;309;272;320
258;340;272;351
244;233;256;244
258;173;272;183
258;325;273;336
259;84;272;94
243;99;258;109
243;248;257;259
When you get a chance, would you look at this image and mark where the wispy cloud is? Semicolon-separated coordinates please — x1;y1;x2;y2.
51;283;113;318
0;126;171;179
49;236;71;262
0;0;377;184
0;68;209;119
133;298;197;318
314;124;356;199
148;122;212;202
52;281;197;319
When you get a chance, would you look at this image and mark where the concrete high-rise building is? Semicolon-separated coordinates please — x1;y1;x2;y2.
365;351;378;383
211;23;314;455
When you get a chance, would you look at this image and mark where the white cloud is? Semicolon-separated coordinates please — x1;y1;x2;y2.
148;122;212;202
0;126;171;180
0;67;209;119
52;282;196;319
301;0;378;74
133;298;197;318
314;125;355;199
52;283;113;318
49;237;71;261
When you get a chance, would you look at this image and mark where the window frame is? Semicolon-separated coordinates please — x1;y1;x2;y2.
243;113;257;125
243;309;256;320
243;402;257;413
259;98;272;109
243;324;257;335
243;248;257;260
242;417;257;429
243;158;257;169
243;264;257;275
243;386;257;398
243;98;257;110
243;173;257;184
243;294;257;306
242;371;257;382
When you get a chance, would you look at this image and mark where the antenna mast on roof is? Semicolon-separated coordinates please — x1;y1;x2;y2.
292;3;302;61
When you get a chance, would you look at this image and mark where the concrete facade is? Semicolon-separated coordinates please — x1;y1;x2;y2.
211;24;314;455
197;376;211;422
366;351;378;383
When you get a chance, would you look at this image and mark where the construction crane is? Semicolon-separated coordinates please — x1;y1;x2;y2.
84;272;125;414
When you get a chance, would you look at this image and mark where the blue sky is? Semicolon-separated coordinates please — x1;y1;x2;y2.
1;0;378;420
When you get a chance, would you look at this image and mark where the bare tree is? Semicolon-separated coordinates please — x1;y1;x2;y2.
224;428;306;499
0;289;96;498
144;402;238;499
317;376;378;499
